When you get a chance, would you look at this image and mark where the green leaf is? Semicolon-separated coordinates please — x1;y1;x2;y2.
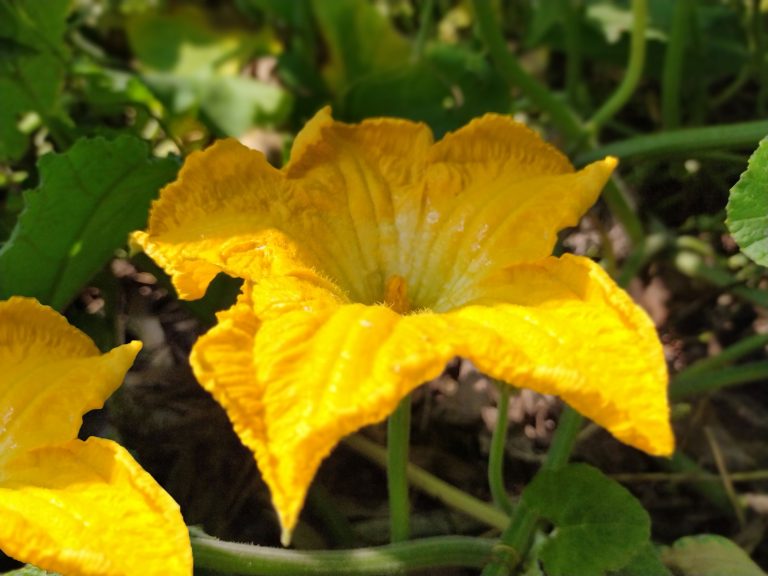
609;543;672;576
126;5;291;136
0;135;178;310
521;463;651;576
2;565;59;576
311;0;411;92
662;535;767;576
726;137;768;266
340;44;510;138
0;0;71;161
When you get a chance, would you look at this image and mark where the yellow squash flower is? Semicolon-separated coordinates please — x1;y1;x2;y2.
0;297;192;576
134;108;674;544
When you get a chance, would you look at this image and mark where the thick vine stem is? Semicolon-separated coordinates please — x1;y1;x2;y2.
587;0;649;132
480;407;584;575
488;383;514;514
388;396;413;543
191;531;496;575
661;0;694;128
346;434;509;530
471;0;584;142
575;120;768;166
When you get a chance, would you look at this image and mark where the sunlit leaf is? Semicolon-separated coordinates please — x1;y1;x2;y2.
126;5;291;136
2;565;59;576
0;0;71;161
340;44;510;137
0;135;178;310
311;0;410;91
521;463;650;576
662;535;767;576
726;137;768;266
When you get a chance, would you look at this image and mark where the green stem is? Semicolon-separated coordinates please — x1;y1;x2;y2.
752;0;768;115
660;452;732;513
191;531;496;575
471;0;584;142
674;333;768;378
412;0;435;61
488;384;514;514
601;177;644;246
481;503;538;576
616;231;669;289
587;0;648;132
544;406;583;470
712;66;751;109
670;360;768;401
575;120;768;165
661;0;693;128
558;0;583;108
346;435;509;530
481;406;584;575
388;396;412;543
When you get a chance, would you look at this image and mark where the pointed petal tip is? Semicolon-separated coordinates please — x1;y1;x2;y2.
280;527;293;548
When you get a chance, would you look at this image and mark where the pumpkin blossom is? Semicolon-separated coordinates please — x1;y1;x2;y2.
133;108;674;544
0;297;192;576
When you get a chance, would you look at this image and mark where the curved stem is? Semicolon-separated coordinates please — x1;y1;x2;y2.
673;333;768;378
387;396;412;543
558;0;583;108
480;406;584;575
544;406;583;470
488;383;514;514
575;120;768;165
192;531;496;575
412;0;435;62
587;0;648;132
471;0;584;142
752;0;768;115
670;360;768;401
601;177;644;246
346;435;509;530
661;0;693;128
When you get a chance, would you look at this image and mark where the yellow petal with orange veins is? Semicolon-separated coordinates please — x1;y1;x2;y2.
0;297;141;461
0;437;191;576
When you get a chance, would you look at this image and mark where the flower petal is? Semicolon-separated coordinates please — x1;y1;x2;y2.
410;115;616;307
441;253;674;457
190;284;456;543
132;138;325;300
0;437;191;576
136;110;616;310
134;108;435;303
0;297;141;462
190;255;671;543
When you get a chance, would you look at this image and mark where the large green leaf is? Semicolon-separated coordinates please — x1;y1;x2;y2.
726;137;768;266
311;0;411;92
662;535;767;576
609;543;672;576
0;0;70;161
2;565;59;576
126;5;291;136
521;463;651;576
0;135;178;310
340;43;510;137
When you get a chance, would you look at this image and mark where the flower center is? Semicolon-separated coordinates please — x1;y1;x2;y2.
384;275;410;315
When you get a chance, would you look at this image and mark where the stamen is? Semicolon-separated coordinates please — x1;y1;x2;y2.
384;275;409;315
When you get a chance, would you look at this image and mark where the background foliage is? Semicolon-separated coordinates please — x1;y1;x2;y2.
2;0;768;574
